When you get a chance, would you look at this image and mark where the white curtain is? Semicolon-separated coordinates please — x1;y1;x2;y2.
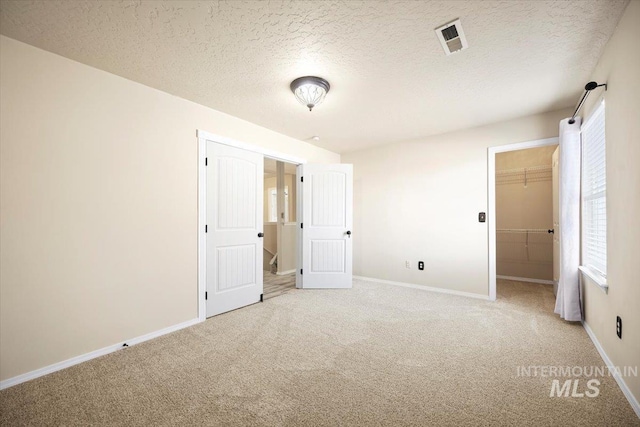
555;118;583;321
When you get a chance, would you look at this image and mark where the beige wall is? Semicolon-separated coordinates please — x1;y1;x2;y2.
278;172;297;273
0;35;339;381
278;224;297;273
342;108;571;296
263;173;297;274
495;145;558;170
496;146;557;280
580;1;640;403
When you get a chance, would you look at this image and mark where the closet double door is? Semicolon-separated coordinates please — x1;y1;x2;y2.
205;140;353;317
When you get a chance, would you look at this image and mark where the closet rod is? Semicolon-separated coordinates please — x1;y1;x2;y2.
497;228;554;234
568;81;607;124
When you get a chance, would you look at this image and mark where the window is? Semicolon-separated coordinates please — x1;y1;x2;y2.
580;100;606;284
267;187;288;222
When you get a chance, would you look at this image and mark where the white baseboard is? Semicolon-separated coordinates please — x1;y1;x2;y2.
497;275;554;285
276;269;296;276
353;276;490;301
0;317;202;390
582;320;640;418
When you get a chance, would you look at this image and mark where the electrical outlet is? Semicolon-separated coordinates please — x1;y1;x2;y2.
418;261;424;270
616;316;622;339
405;261;411;269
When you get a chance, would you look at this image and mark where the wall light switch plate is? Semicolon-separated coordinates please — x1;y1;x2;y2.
479;212;486;222
616;316;622;339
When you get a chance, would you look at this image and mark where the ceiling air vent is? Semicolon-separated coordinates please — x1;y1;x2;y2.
435;19;468;55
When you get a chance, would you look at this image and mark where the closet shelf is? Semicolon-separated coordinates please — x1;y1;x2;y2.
496;165;552;185
497;229;553;263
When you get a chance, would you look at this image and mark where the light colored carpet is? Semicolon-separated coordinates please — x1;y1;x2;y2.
1;279;638;426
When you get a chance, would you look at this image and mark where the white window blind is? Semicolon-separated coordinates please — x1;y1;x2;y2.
581;101;606;278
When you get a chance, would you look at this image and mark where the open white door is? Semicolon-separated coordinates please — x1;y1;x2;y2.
206;141;263;317
299;164;353;288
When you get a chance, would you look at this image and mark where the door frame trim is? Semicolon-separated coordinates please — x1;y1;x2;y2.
487;137;558;301
197;130;306;321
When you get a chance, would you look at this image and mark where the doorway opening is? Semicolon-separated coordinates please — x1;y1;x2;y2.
197;129;353;320
495;144;558;301
488;137;558;301
262;158;298;300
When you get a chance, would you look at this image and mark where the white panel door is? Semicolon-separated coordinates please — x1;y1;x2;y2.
206;142;263;317
552;146;560;296
299;164;353;288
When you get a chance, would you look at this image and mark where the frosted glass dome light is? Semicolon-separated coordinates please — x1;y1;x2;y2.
290;76;330;111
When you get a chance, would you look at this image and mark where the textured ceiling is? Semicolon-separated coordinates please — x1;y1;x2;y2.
0;0;629;154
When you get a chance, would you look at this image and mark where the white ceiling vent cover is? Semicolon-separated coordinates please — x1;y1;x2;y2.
435;19;468;55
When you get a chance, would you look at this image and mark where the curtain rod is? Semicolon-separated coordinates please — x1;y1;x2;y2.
568;81;607;124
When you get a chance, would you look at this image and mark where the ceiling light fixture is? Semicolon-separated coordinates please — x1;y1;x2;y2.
290;76;330;111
